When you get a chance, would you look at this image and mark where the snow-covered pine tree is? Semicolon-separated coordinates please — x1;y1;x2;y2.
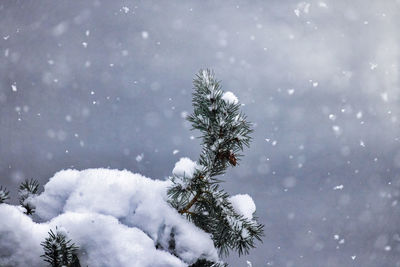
168;70;264;262
40;228;80;267
0;70;263;266
18;178;40;215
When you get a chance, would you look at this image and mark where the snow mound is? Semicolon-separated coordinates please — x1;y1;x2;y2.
172;157;197;178
0;168;218;267
222;91;239;104
229;194;256;220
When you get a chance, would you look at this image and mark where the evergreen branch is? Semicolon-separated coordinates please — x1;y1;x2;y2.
18;178;40;215
175;69;252;215
179;190;202;214
0;186;10;204
40;228;80;267
168;69;264;262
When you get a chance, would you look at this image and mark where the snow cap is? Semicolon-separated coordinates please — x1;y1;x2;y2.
172;157;197;178
229;194;256;220
222;91;239;104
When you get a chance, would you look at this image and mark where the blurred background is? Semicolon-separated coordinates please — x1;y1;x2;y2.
1;0;400;266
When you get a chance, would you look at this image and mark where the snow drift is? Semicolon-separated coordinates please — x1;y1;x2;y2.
0;168;222;267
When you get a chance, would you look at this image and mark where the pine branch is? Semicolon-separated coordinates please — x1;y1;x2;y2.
0;186;10;204
18;178;40;215
179;190;201;214
176;70;252;214
168;69;264;260
40;228;80;267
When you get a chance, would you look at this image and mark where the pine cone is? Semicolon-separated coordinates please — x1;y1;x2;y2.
228;152;237;166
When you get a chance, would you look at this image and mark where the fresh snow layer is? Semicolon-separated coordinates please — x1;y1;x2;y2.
229;194;256;220
172;157;197;178
221;91;239;104
0;168;219;267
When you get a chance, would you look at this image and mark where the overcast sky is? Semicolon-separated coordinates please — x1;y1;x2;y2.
1;0;400;266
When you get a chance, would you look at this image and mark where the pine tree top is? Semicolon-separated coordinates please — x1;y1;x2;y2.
168;69;263;261
40;228;79;267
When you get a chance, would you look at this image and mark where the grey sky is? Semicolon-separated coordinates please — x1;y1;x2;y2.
1;0;400;266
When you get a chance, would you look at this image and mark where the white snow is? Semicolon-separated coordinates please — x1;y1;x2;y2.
141;31;149;39
135;153;144;162
172;157;197;178
333;184;344;190
294;2;311;17
332;125;341;135
381;92;389;102
0;204;47;267
121;6;130;13
0;168;218;266
222;91;239;104
229;194;256;220
369;62;378;70
360;140;365;147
